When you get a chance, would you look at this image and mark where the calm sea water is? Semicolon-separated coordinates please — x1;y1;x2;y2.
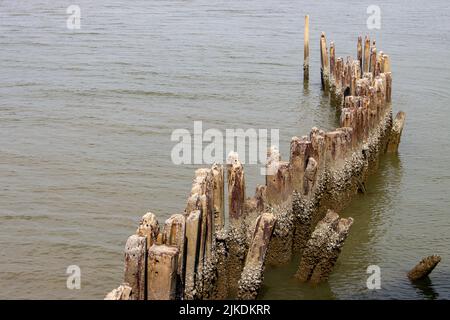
1;0;450;299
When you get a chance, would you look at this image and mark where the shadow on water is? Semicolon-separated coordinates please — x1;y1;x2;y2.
411;277;439;300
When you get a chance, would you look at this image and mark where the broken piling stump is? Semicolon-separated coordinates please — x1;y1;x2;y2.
386;111;406;152
238;212;277;300
124;235;146;300
295;210;353;284
147;244;179;300
104;283;133;300
136;212;160;250
407;255;441;281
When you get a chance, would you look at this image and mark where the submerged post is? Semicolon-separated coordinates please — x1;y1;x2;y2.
320;32;329;90
303;15;310;82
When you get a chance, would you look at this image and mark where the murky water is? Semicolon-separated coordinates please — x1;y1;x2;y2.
1;0;449;299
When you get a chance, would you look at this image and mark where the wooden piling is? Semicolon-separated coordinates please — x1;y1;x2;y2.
147;244;179;300
407;255;441;281
320;32;329;90
105;284;133;300
290;136;311;193
124;235;146;300
228;152;246;226
329;42;335;81
211;163;225;232
183;210;201;299
363;36;370;74
295;210;353;283
357;36;363;76
303;15;310;82
266;147;292;204
136;212;160;250
386;111;406;152
163;213;186;296
237;212;277;299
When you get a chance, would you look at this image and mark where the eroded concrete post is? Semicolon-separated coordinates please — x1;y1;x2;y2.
237;212;277;300
407;255;441;281
147;244;179;300
124;235;146;300
295;210;353;284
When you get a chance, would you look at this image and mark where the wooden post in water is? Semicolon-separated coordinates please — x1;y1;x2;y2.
211;163;225;232
357;36;363;76
162;213;186;297
303;15;310;82
184;210;201;299
124;235;146;300
237;212;277;299
227;152;246;226
147;244;179;300
363;36;370;74
136;212;160;250
386;111;405;152
295;210;353;283
320;32;329;90
407;255;441;281
329;41;336;82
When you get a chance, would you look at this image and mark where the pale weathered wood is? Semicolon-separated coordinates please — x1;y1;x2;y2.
320;32;329;90
211;163;225;232
136;212;160;250
124;235;146;300
163;213;186;295
147;244;179;300
184;209;201;299
303;15;310;82
104;283;132;300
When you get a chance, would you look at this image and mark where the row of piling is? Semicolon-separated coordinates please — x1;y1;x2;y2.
106;19;406;300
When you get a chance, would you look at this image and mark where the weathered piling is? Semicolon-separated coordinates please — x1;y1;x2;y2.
295;210;353;283
184;210;201;299
163;214;186;296
136;212;160;250
320;32;329;90
147;244;179;300
211;163;225;232
407;255;441;281
386;111;405;152
363;36;370;74
237;212;276;299
303;15;310;82
124;235;146;300
228;152;246;226
105;284;132;300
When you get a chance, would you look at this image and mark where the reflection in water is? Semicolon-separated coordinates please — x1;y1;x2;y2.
411;277;439;300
